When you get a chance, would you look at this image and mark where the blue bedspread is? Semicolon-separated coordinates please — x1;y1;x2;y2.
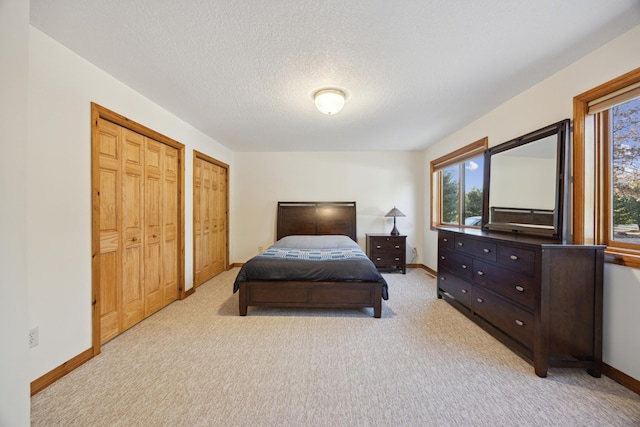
233;235;389;300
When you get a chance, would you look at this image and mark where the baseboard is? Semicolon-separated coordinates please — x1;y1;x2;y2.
31;347;94;396
407;264;437;278
230;262;244;268
184;286;196;298
603;363;640;395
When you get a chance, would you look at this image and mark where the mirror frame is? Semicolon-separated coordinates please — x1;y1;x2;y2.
481;119;570;240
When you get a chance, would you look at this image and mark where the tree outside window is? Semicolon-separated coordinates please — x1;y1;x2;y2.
431;138;487;229
611;97;640;243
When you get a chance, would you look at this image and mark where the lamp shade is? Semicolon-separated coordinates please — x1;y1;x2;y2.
385;207;406;218
314;89;345;115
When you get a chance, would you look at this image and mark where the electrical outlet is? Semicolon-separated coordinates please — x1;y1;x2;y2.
29;327;39;348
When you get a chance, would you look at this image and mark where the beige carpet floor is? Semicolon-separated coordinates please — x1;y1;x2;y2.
31;268;640;426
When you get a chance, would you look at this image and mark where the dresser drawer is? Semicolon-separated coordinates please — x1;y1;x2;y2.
438;268;472;307
472;286;534;348
454;235;497;262
439;248;472;280
472;259;536;308
498;244;536;275
438;232;455;250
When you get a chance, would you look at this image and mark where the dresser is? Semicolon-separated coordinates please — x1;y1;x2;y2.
437;228;604;378
366;233;406;274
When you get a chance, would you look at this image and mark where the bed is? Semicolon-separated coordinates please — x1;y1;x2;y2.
233;202;389;317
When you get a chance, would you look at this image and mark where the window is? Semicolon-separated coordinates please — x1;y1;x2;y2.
574;67;640;267
431;138;487;229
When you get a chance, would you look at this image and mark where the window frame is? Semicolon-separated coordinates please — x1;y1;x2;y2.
574;67;640;268
430;137;488;230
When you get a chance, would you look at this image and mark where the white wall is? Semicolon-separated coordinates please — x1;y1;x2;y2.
424;25;640;381
27;27;233;382
0;1;31;425
232;152;423;263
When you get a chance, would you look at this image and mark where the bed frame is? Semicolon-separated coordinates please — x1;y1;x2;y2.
238;201;383;317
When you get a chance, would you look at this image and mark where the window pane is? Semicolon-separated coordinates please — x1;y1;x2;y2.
463;156;484;226
611;97;640;243
441;166;459;224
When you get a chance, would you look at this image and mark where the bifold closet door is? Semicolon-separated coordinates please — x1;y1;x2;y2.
144;138;178;317
194;157;226;286
97;118;179;343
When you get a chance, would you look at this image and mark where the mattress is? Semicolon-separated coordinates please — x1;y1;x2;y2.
233;235;389;300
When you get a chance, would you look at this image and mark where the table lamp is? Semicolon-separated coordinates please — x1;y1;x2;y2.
385;207;406;236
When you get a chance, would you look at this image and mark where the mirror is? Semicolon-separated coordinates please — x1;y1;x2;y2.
481;119;570;239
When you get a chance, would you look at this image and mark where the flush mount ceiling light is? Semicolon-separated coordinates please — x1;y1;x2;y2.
314;88;346;115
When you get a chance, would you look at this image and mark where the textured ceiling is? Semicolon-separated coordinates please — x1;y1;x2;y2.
30;1;640;152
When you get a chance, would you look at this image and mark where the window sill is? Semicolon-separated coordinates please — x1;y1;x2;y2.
605;247;640;269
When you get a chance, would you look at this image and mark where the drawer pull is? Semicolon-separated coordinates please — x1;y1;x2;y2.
476;298;484;303
457;242;464;246
477;270;485;276
394;257;400;261
395;245;400;249
461;264;468;269
483;248;491;253
515;319;524;326
376;245;381;249
131;237;138;242
510;255;519;260
515;285;525;292
440;255;445;260
440;276;446;281
376;257;381;261
461;289;468;294
443;238;448;242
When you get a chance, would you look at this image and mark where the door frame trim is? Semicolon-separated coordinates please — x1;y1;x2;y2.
91;103;186;356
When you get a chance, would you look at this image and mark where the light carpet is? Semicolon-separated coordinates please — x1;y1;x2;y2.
31;268;640;426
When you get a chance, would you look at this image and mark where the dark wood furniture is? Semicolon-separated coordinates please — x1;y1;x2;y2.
490;207;555;227
366;233;406;274
437;228;604;377
238;202;384;317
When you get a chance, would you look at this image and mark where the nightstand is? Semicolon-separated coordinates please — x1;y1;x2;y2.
366;233;406;274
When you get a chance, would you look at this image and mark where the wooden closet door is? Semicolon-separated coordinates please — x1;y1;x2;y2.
121;129;145;330
193;159;204;283
212;163;226;275
144;138;163;317
162;145;178;306
194;156;226;286
97;119;122;343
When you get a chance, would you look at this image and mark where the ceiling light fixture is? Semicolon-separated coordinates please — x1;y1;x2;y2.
314;88;345;115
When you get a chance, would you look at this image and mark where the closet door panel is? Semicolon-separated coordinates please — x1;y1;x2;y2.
193;159;204;283
121;129;145;330
162;146;178;306
144;139;163;316
97;119;122;343
213;164;226;274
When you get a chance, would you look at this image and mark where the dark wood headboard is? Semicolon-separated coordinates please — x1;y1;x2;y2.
277;202;357;241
